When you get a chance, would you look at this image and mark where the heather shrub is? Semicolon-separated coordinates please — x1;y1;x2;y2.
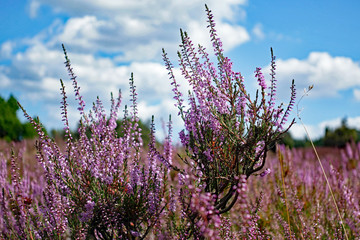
161;5;296;235
0;46;172;239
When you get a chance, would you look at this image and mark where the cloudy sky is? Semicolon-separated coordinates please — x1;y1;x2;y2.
1;0;360;140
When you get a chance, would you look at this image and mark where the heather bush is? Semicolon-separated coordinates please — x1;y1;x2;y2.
0;45;172;239
161;5;295;235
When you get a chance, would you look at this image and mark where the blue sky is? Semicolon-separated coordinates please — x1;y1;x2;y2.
1;0;360;140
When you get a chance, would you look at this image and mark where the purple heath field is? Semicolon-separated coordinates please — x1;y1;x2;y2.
0;5;359;240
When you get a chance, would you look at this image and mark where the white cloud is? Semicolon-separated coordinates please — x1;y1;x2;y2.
13;44;64;77
289;123;320;140
252;23;265;40
31;0;247;21
267;52;360;100
186;20;250;53
28;0;41;18
290;116;360;140
26;0;250;62
0;41;14;58
347;117;360;129
353;88;360;101
217;22;250;50
0;72;10;87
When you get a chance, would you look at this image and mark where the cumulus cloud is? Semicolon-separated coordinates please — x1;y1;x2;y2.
289;123;318;140
0;72;10;87
0;44;66;104
217;22;250;49
265;52;360;100
28;0;41;18
187;20;250;53
26;0;250;62
252;23;265;40
290;116;360;140
31;0;247;21
353;88;360;101
0;41;14;58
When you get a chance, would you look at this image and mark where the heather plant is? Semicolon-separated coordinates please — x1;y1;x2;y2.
162;4;296;220
0;45;173;239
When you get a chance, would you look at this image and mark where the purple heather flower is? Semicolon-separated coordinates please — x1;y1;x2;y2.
80;200;95;222
255;67;267;90
131;230;140;237
260;168;271;177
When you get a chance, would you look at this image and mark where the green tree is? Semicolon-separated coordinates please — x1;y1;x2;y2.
278;131;295;148
0;95;23;141
0;94;45;141
323;118;358;148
